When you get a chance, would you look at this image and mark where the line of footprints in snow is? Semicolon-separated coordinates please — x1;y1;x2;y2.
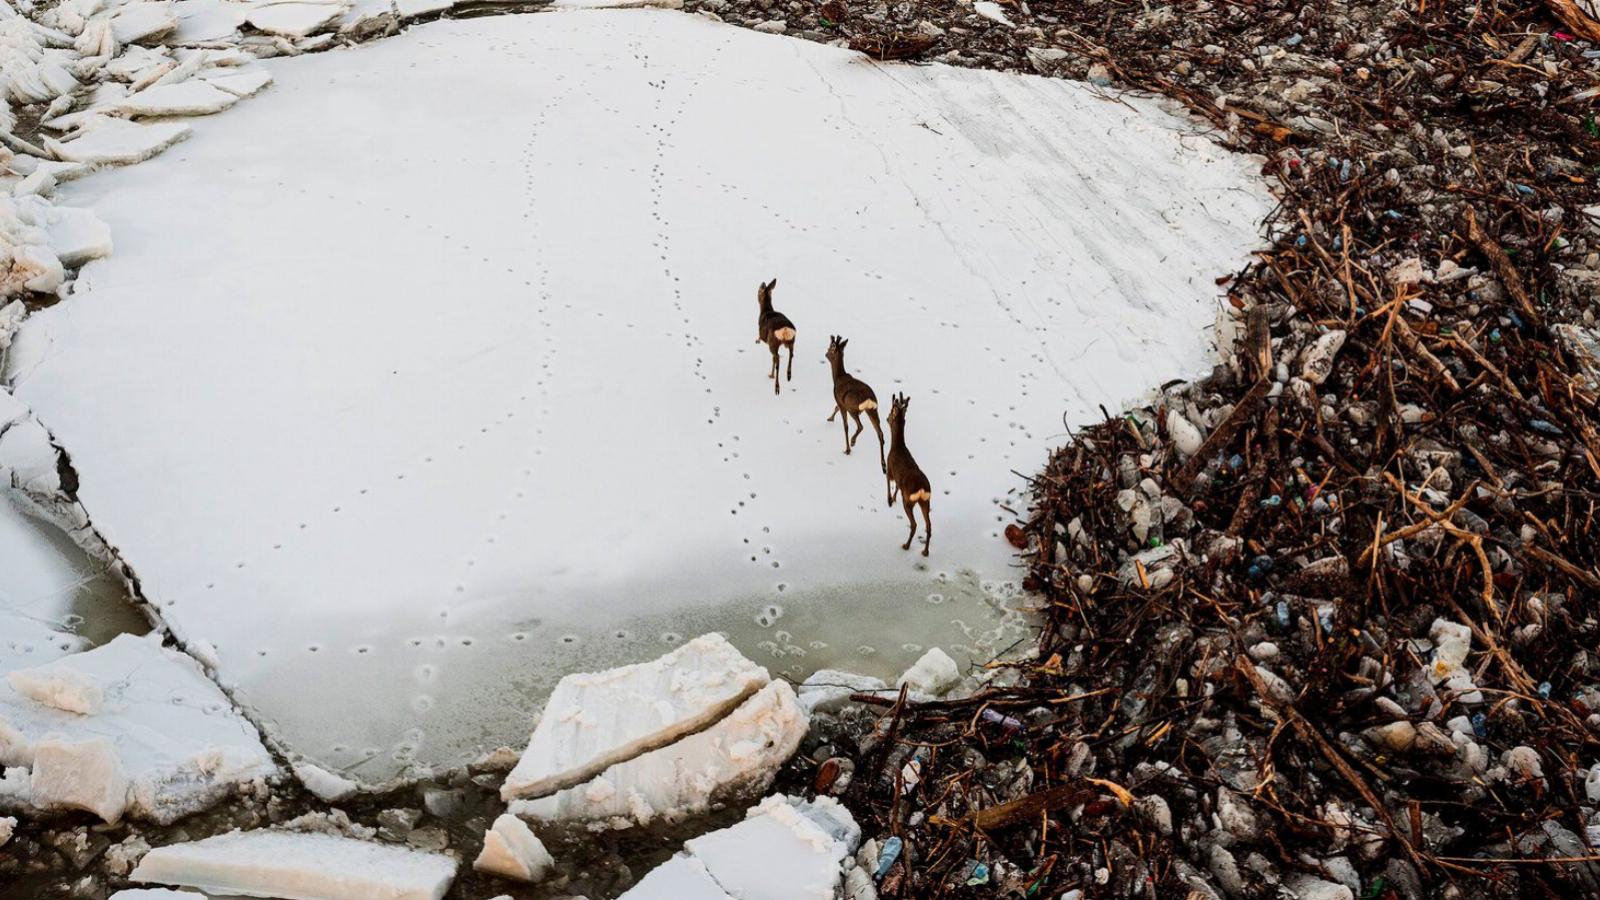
756;278;933;556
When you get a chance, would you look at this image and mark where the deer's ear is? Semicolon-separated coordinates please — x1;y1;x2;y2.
840;338;848;349
768;278;778;290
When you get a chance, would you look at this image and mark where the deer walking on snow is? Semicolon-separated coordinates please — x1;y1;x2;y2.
754;278;796;395
886;393;932;556
825;336;885;472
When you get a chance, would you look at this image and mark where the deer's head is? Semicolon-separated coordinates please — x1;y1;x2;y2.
757;278;777;308
889;393;910;429
825;335;848;367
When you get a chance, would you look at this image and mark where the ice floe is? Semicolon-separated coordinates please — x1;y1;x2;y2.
131;828;458;899
4;8;1272;783
0;632;276;824
622;794;860;899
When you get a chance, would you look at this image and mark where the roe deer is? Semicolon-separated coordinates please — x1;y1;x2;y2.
886;393;932;556
824;336;885;472
755;278;795;395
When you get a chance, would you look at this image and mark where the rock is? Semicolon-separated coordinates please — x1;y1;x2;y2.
1135;794;1172;835
1086;63;1113;86
1503;745;1544;779
377;808;422;841
1364;720;1416;752
104;835;151;877
1283;874;1353;900
752;18;787;32
1216;788;1260;842
1387;257;1427;285
898;648;961;695
406;826;449;852
420;787;463;819
473;814;553;883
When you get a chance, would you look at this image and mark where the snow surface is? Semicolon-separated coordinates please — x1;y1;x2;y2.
0;632;276;823
109;890;209;899
8;9;1272;782
510;678;806;827
623;794;858;899
131;828;457;900
502;632;768;801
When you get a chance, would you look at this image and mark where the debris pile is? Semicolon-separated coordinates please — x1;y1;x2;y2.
779;0;1600;896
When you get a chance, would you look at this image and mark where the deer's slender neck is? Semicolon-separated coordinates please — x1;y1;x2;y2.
829;352;848;381
759;294;773;315
889;417;906;448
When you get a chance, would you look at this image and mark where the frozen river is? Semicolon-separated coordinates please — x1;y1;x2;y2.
3;9;1272;783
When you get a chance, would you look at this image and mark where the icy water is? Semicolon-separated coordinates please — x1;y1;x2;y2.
8;10;1271;783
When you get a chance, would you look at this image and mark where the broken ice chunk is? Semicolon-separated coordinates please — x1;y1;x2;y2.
201;67;274;98
797;669;888;715
622;856;735;900
8;660;104;714
473;813;554;883
0;633;275;824
131;829;457;900
687;796;860;900
898;647;960;696
622;795;859;900
293;761;359;802
31;735;131;822
972;1;1013;26
502;633;770;802
246;1;349;38
112;2;180;43
110;890;206;899
510;679;806;827
113;80;241;117
48;119;191;166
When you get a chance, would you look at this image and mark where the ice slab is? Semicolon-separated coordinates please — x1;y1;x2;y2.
472;813;553;882
131;829;457;900
503;633;768;801
110;890;209;899
48;118;191;165
202;67;274;97
511;678;806;826
14;10;1273;782
246;1;347;36
622;794;858;899
113;2;180;43
796;669;888;714
9;658;105;713
114;80;242;117
897;647;959;696
0;633;275;823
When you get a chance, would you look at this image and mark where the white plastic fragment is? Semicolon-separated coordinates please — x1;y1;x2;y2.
972;1;1013;26
898;647;960;696
1299;329;1347;385
7;660;104;714
502;633;770;802
293;761;360;802
132;829;458;900
472;813;554;883
1165;409;1204;457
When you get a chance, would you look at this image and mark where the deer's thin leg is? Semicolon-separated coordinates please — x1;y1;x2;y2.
840;408;851;454
769;342;781;393
849;411;864;448
901;500;918;551
866;409;885;473
828;403;839;422
887;479;897;509
785;340;794;382
919;500;932;557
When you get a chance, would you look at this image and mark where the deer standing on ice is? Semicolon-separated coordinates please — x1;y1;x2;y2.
755;278;796;395
886;393;932;556
825;336;885;472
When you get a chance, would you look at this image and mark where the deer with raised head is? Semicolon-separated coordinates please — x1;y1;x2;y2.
886;393;932;556
754;278;795;395
824;336;885;472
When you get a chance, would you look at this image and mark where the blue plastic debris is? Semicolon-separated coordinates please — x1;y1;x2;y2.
1260;494;1283;508
875;837;902;880
1530;419;1564;435
1471;713;1487;738
1538;681;1552;699
1228;453;1244;470
1275;600;1292;630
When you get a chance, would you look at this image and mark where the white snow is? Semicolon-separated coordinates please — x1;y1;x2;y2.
511;678;807;827
131;829;457;900
796;668;888;714
0;814;15;847
246;1;348;37
0;632;276;823
503;633;769;801
623;794;859;899
112;2;180;43
897;647;960;696
8;10;1272;781
472;813;554;882
110;890;208;899
1;196;112;297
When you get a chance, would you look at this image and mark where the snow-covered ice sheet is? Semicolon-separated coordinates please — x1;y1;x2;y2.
131;828;457;900
502;632;768;800
0;633;276;823
9;10;1272;782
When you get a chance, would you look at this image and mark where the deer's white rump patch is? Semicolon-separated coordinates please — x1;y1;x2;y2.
6;10;1272;785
